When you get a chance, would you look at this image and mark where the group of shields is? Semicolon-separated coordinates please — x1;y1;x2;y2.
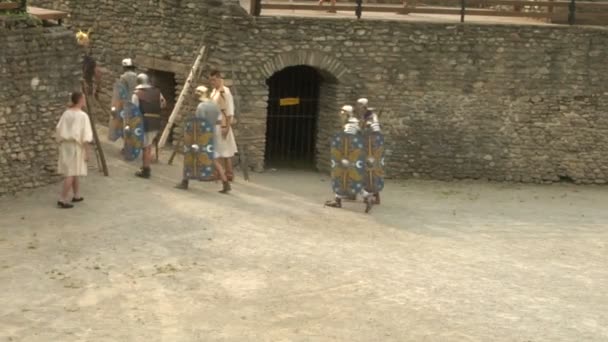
111;80;385;207
330;129;385;212
110;81;216;182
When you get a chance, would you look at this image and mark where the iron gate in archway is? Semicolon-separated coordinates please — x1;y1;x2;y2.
265;65;321;169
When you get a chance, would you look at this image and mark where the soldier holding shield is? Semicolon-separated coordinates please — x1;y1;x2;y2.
325;105;375;213
357;98;384;206
132;73;166;178
175;86;231;194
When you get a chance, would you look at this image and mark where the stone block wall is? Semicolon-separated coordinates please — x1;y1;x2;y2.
213;17;608;183
0;20;80;196
30;0;608;183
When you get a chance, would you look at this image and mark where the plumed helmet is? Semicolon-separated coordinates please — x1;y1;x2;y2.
75;29;91;46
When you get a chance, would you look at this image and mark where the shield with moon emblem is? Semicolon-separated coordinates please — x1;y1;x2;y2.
182;116;215;181
108;80;125;142
121;100;144;161
330;132;366;198
362;131;385;194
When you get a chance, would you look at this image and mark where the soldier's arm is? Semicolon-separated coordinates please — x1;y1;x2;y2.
131;92;139;106
160;93;167;109
224;88;235;126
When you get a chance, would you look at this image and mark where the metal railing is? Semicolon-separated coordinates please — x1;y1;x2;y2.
251;0;608;25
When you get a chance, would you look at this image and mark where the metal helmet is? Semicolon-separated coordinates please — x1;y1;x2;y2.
341;105;353;114
122;58;134;67
195;85;209;100
136;73;150;86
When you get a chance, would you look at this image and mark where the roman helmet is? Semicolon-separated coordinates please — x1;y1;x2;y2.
122;58;135;69
195;85;209;101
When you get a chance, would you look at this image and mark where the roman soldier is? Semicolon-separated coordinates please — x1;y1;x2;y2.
175;86;231;193
356;98;381;133
325;105;375;213
109;58;139;144
357;97;382;205
132;73;166;178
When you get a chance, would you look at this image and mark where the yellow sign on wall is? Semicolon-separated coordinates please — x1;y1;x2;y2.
279;97;300;106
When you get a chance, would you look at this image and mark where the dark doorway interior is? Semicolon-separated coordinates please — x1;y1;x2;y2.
265;65;321;169
147;69;177;143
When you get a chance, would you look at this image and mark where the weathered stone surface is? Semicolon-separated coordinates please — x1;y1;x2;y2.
0;22;80;196
30;0;608;183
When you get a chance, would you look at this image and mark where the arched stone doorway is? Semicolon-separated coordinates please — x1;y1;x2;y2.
259;51;354;172
265;65;322;169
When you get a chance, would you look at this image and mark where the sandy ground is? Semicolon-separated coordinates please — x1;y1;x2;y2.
1;129;608;341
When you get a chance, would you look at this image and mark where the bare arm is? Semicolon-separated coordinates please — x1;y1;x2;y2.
160;93;167;109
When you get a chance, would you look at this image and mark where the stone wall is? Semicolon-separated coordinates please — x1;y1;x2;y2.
30;0;608;183
0;18;80;196
218;17;608;184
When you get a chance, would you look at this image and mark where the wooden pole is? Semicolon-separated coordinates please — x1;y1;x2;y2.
168;140;181;165
81;81;109;176
157;45;207;149
460;0;466;22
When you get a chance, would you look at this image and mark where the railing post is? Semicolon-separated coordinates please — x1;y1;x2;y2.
568;0;576;25
250;0;261;16
460;0;466;22
356;0;363;19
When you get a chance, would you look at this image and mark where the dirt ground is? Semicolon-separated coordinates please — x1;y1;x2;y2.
1;132;607;341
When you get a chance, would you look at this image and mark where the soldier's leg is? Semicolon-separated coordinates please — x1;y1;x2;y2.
142;143;153;168
135;146;152;178
175;178;189;190
58;176;75;208
361;189;373;213
136;132;155;178
214;159;231;194
224;157;234;182
324;194;343;208
72;177;83;201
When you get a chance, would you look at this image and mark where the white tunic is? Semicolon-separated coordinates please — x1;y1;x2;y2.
56;109;93;176
210;86;238;158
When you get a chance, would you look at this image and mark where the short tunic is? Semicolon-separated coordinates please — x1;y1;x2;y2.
210;86;238;158
56;109;93;176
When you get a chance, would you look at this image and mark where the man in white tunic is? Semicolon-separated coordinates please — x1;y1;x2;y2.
56;92;93;209
209;70;238;182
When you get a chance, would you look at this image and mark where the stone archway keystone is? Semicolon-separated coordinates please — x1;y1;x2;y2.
261;51;349;82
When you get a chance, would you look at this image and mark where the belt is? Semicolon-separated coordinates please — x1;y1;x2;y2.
143;113;161;118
